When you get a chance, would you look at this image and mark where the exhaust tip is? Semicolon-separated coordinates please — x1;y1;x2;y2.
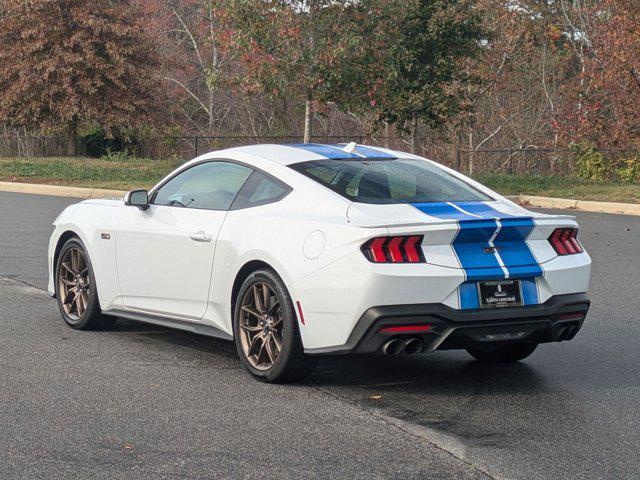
382;337;424;355
382;339;404;355
404;338;423;355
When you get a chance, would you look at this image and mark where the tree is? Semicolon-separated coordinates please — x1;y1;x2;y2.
453;0;573;172
226;0;398;143
373;0;485;153
142;0;237;136
562;0;640;148
0;0;162;155
438;0;602;173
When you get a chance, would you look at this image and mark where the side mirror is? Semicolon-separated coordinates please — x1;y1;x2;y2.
124;189;149;210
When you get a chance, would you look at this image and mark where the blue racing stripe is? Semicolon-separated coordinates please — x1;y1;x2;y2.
452;201;519;219
453;219;505;281
521;279;539;305
287;143;361;159
334;144;397;158
412;203;506;281
459;283;480;309
412;202;480;221
494;218;543;279
507;265;543;279
412;201;544;298
449;204;543;278
416;202;543;279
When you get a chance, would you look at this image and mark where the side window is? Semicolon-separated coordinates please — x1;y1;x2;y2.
231;171;291;209
153;161;253;211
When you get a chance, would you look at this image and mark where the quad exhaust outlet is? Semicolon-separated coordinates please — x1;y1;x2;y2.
382;338;424;355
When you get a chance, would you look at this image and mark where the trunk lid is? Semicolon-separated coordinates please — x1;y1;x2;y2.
348;200;578;280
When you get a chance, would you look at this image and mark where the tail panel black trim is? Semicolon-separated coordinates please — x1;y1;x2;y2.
305;293;590;355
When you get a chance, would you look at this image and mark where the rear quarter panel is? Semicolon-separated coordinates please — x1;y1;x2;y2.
206;188;386;339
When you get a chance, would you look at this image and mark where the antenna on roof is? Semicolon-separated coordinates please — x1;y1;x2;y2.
343;142;358;154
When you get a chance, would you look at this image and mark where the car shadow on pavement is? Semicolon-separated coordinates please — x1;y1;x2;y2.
108;319;239;359
110;319;547;395
312;353;546;396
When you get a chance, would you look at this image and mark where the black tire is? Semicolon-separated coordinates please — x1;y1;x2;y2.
466;342;538;363
54;237;116;330
232;269;317;383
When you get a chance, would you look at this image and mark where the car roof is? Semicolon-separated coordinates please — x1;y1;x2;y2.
200;143;424;166
153;142;507;207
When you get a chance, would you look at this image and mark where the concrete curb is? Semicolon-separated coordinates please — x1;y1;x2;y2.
509;194;640;216
0;180;638;216
0;181;126;199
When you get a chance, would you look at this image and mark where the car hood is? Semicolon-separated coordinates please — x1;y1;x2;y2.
79;198;125;207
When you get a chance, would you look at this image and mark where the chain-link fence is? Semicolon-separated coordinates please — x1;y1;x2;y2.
453;148;640;176
454;148;561;175
0;135;70;158
2;134;638;176
139;135;370;159
0;134;369;159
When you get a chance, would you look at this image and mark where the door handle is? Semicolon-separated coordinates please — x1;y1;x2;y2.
189;231;212;243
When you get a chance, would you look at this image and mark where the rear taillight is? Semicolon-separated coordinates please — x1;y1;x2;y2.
548;228;583;255
361;235;425;263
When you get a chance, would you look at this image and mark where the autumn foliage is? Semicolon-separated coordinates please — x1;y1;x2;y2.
570;0;640;148
0;0;162;154
0;0;639;159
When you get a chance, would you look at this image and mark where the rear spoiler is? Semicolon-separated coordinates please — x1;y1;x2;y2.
347;202;577;229
353;214;577;229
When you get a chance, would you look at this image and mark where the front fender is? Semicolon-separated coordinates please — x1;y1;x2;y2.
47;223;90;297
48;202;125;309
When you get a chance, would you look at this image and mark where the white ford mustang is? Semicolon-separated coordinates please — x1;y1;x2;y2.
48;143;592;382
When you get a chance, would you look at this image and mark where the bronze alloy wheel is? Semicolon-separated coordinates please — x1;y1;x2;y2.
58;246;91;321
238;281;283;370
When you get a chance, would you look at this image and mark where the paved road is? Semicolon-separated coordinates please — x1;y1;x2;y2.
1;191;639;479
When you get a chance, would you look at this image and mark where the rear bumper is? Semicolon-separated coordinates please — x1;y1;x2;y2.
304;293;590;355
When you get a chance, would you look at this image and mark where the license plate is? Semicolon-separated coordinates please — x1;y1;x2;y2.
477;280;522;308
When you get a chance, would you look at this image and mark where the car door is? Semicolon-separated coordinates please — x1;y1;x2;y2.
115;161;253;320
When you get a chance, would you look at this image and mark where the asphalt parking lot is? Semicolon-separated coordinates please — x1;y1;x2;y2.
1;191;639;479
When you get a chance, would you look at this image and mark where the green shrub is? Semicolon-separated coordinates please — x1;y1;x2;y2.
569;142;608;180
101;148;131;162
617;155;640;184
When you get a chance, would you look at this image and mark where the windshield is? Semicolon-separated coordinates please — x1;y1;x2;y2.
290;158;492;204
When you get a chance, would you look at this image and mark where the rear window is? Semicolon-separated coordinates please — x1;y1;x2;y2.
290;158;492;204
